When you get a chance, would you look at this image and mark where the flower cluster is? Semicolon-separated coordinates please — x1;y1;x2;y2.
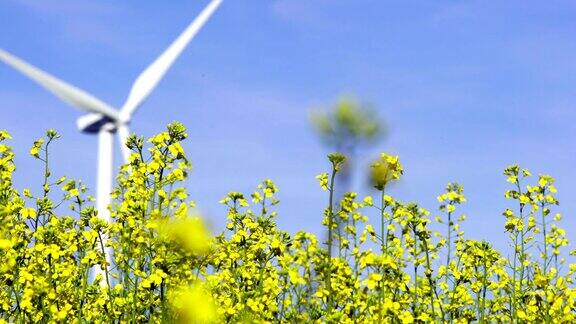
0;124;214;323
1;124;576;323
203;154;576;322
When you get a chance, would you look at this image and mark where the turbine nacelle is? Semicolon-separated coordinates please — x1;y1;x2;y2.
77;113;122;134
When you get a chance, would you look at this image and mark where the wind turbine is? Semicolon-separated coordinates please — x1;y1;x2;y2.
0;0;223;280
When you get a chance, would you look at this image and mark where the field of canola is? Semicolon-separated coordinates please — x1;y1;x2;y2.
0;123;575;323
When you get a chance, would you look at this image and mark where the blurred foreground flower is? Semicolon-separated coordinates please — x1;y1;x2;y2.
158;216;212;254
169;283;218;323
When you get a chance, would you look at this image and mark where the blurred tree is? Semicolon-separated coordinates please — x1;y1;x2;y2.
311;96;386;244
311;97;383;156
311;96;385;192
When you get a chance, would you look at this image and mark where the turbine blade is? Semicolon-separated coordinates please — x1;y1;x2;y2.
0;49;119;120
117;124;132;163
120;0;223;120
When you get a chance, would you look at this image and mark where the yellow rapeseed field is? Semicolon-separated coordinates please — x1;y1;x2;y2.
0;124;575;323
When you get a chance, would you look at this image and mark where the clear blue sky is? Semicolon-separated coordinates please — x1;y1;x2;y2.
1;0;575;254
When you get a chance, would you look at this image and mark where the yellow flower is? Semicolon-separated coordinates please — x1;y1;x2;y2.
363;273;382;289
363;196;373;206
20;207;37;219
316;172;329;190
370;153;403;190
0;239;12;249
29;138;44;158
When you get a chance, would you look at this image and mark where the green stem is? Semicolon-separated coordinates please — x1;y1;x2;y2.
379;188;387;322
541;202;548;274
326;167;337;313
446;212;452;271
480;260;488;323
97;230;114;313
423;241;442;319
510;230;518;322
412;226;418;316
444;211;452;321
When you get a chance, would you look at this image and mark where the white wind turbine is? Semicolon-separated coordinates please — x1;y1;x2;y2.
0;0;223;279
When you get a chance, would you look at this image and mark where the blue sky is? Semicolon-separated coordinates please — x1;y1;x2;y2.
1;0;575;254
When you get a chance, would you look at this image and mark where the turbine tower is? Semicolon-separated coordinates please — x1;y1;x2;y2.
0;0;223;281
